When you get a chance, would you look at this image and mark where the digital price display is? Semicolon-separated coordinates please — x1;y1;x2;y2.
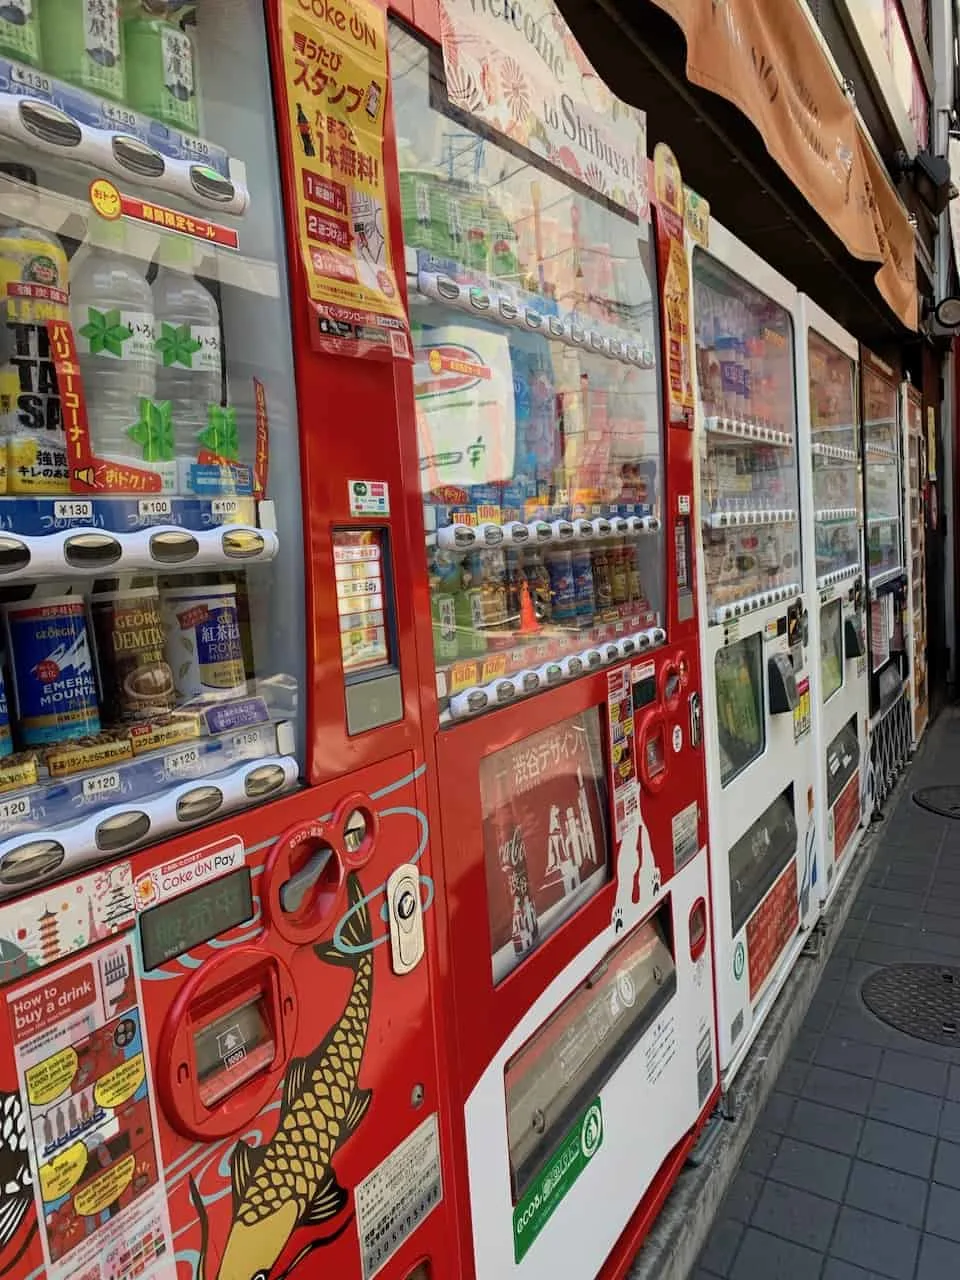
140;869;254;970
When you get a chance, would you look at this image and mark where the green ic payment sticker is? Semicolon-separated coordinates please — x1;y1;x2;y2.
512;1098;603;1263
733;941;745;982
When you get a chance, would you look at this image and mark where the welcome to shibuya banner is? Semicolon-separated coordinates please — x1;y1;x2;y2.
438;0;648;220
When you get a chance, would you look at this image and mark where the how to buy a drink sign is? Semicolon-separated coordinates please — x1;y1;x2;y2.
439;0;648;220
279;0;408;358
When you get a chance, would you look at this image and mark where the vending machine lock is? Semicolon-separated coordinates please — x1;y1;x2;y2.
768;652;799;714
387;863;425;975
689;690;703;749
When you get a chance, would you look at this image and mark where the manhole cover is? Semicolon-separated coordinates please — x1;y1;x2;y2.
913;786;960;818
861;965;960;1045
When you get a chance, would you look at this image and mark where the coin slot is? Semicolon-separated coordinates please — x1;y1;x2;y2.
342;808;371;858
279;842;341;920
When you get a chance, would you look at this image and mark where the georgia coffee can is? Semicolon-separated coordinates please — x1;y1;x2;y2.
89;586;176;724
5;594;100;745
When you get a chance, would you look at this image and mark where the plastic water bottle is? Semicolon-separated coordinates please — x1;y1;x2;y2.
152;235;222;480
71;218;160;477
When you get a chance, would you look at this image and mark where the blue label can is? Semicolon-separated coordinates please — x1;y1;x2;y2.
572;548;596;623
5;595;100;746
546;549;576;623
0;667;11;758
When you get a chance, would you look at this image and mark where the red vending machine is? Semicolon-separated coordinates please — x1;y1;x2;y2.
387;4;719;1274
0;3;455;1279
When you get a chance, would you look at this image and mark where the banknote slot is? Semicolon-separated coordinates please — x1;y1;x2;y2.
193;993;276;1109
504;906;677;1201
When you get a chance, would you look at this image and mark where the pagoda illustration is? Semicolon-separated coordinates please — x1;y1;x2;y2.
38;908;60;965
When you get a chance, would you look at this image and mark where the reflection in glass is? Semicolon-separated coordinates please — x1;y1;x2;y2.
862;361;903;580
391;26;664;717
808;331;860;585
692;254;801;622
820;599;843;703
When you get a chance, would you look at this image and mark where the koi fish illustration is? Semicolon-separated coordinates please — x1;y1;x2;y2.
0;1088;35;1278
191;873;374;1280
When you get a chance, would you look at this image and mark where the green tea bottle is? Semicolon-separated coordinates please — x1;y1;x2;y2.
40;0;125;101
0;0;40;67
123;9;198;134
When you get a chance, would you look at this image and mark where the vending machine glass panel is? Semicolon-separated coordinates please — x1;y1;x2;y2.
479;707;610;983
692;254;800;624
862;364;903;583
821;598;844;703
0;2;304;901
808;330;860;587
390;27;666;723
714;633;765;787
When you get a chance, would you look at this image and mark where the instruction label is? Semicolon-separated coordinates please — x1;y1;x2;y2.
355;1112;442;1279
513;1098;603;1263
607;667;639;842
671;800;699;871
8;939;173;1280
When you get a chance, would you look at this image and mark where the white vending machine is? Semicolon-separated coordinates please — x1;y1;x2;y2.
690;222;819;1084
797;298;871;906
902;383;929;748
860;349;911;806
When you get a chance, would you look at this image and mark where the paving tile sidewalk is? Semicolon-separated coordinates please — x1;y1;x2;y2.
695;707;960;1280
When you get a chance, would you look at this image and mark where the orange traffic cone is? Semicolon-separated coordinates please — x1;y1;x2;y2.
517;579;541;635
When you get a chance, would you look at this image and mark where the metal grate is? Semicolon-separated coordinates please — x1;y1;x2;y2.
913;787;960;819
861;965;960;1046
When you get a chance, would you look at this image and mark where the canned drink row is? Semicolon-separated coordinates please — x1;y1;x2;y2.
0;579;248;755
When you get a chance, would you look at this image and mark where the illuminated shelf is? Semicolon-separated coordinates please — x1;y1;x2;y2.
812;442;858;463
410;250;655;369
704;416;794;447
867;514;901;525
815;507;858;523
865;444;898;461
431;513;661;551
711;581;801;625
818;564;860;589
0;753;298;901
444;627;667;722
705;508;797;530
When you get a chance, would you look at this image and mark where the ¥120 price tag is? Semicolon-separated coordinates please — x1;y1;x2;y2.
165;746;201;778
0;795;30;823
82;772;121;801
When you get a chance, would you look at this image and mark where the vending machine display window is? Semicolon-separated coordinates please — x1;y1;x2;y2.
715;634;765;787
821;598;844;703
728;784;797;937
0;1;304;898
692;254;801;624
809;331;860;586
862;364;903;583
390;27;666;722
479;708;609;983
504;907;676;1201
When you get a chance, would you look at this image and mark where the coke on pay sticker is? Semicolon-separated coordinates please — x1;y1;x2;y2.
134;836;244;911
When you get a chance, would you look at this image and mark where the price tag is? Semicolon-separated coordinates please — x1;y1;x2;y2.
54;500;93;521
165;746;200;778
82;771;121;801
0;796;30;823
138;497;173;519
103;102;137;129
11;66;50;93
212;498;242;520
231;729;263;752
